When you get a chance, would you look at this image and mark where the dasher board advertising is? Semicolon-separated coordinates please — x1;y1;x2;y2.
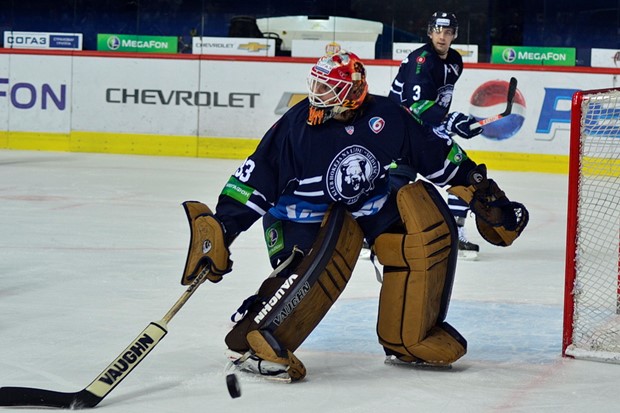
192;37;276;56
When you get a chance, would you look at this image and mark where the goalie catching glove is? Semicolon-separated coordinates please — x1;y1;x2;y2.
448;164;529;246
181;201;232;285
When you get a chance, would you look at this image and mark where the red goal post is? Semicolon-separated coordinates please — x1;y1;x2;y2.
563;87;620;362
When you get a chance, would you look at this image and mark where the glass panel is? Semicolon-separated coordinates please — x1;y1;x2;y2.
0;0;617;62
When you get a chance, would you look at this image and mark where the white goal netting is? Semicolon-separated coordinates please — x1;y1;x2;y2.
564;88;620;362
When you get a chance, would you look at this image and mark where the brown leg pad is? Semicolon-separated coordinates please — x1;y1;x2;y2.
378;268;447;349
405;323;466;365
375;181;466;364
225;205;363;366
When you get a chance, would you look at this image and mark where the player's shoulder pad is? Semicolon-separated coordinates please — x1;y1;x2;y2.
275;98;310;129
365;95;415;120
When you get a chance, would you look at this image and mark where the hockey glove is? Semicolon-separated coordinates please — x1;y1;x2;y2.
448;164;529;246
463;164;514;227
444;112;483;139
181;201;232;285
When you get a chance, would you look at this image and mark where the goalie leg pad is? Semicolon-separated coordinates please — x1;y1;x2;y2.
225;204;363;364
374;181;466;364
405;322;467;365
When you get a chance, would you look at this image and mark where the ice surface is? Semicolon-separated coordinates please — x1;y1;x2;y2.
1;150;619;412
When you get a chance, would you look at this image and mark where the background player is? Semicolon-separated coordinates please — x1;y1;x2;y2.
389;11;482;259
180;51;528;381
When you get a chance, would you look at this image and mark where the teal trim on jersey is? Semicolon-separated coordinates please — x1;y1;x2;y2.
264;220;284;258
447;143;468;165
409;100;434;120
415;50;429;74
221;176;254;204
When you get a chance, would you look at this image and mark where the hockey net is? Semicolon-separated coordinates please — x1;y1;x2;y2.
563;87;620;363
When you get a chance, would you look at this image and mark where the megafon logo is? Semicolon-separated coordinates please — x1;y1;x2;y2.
0;78;66;110
107;36;121;50
502;48;517;63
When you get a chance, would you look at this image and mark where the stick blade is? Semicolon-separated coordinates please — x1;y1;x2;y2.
0;386;101;409
503;77;518;114
507;77;518;99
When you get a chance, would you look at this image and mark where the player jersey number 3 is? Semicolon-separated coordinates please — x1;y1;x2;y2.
411;84;421;101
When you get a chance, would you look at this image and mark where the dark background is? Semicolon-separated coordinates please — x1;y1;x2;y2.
0;0;618;64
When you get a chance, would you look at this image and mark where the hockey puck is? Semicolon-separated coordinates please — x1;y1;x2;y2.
226;373;241;398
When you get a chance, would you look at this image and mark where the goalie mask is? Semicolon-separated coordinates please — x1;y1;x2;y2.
306;50;368;126
427;11;458;39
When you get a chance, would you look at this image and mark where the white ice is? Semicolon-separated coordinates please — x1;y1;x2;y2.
1;150;619;413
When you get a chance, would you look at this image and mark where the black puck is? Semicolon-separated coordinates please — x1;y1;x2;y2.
226;373;241;398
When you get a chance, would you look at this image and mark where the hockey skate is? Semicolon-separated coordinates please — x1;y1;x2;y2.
226;349;293;382
384;354;453;370
457;226;479;260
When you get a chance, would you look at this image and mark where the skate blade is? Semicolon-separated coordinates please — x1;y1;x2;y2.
384;356;453;370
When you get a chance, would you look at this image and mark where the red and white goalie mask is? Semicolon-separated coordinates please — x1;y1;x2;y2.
306;51;368;125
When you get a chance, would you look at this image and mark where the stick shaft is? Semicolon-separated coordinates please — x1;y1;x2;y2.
162;267;209;323
86;268;209;400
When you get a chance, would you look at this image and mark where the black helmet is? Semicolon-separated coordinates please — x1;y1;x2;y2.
427;11;458;38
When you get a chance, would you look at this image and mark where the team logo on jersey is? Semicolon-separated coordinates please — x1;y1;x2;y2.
326;145;380;204
415;51;429;74
345;125;355;135
436;84;454;108
267;228;278;247
265;221;284;256
368;117;385;134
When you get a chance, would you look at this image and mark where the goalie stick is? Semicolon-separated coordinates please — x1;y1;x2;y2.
469;77;518;130
0;267;211;409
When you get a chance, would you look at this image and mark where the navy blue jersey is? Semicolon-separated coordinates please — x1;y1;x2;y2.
389;43;463;126
215;95;473;239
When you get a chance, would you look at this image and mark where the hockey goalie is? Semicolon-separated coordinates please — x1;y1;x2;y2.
181;51;528;381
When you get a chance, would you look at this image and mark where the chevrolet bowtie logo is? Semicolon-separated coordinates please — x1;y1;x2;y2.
454;48;474;57
239;42;270;52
